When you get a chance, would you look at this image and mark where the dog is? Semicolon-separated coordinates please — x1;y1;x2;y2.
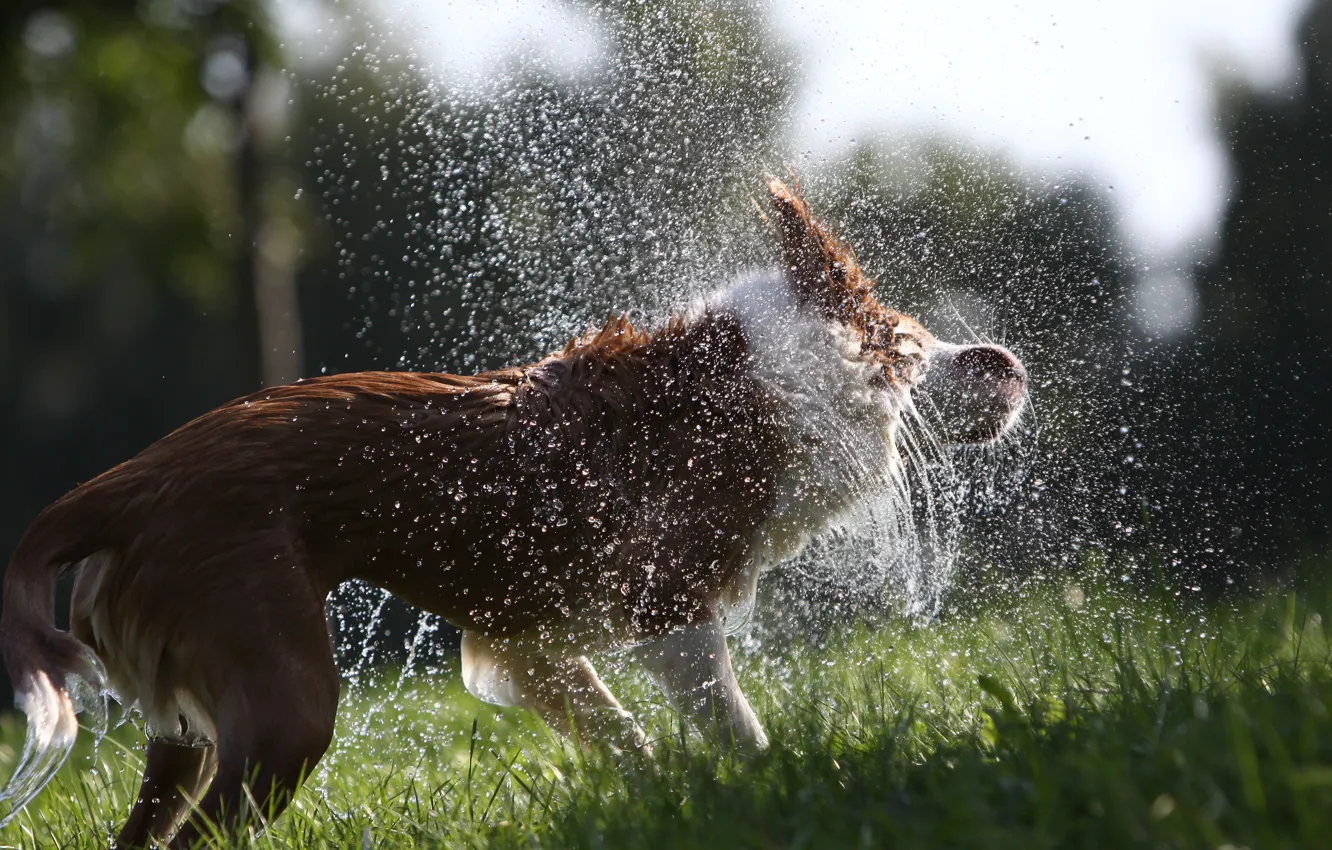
0;179;1026;846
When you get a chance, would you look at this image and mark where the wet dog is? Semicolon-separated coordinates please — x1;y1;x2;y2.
0;179;1025;846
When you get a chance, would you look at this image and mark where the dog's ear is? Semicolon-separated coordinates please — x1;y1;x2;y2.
766;177;878;324
765;178;932;380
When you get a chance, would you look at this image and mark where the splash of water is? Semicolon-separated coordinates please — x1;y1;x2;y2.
291;0;1051;762
0;663;107;828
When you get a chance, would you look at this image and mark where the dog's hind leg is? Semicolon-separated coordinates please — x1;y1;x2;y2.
166;647;338;846
116;739;217;848
461;631;647;751
633;618;767;749
161;561;339;847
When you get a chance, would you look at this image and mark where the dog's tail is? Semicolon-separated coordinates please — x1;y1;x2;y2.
0;490;111;827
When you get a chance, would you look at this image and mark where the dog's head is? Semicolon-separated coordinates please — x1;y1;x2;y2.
767;178;1026;446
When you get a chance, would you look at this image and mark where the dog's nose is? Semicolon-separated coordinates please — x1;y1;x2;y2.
918;342;1028;444
951;345;1027;394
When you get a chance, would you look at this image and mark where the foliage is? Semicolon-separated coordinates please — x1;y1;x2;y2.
0;1;273;308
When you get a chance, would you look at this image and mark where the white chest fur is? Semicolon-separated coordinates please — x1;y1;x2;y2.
699;272;908;625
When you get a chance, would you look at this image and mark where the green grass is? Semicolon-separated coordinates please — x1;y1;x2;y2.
2;566;1331;849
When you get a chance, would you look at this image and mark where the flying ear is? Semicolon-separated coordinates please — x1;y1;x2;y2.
765;176;877;322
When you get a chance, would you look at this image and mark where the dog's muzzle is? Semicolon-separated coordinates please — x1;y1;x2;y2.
917;342;1028;444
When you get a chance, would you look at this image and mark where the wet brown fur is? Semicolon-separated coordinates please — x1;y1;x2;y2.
6;307;789;846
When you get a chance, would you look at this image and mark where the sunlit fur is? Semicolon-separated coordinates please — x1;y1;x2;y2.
702;271;914;627
0;179;1026;847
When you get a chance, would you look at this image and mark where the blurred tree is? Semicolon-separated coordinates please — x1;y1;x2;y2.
1136;0;1332;573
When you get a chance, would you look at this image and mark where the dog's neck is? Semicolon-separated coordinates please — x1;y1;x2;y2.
699;271;908;623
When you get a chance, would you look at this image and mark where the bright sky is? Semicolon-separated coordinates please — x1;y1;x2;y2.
774;0;1310;261
281;0;1311;265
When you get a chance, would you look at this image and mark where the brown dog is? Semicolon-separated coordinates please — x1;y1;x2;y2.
0;180;1026;846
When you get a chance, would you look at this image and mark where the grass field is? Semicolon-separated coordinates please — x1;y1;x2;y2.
2;560;1330;849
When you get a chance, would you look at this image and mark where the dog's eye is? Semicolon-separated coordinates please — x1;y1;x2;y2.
880;354;928;389
866;324;894;350
878;361;909;388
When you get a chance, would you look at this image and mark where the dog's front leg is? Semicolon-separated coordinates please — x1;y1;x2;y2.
633;619;768;749
460;631;648;751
